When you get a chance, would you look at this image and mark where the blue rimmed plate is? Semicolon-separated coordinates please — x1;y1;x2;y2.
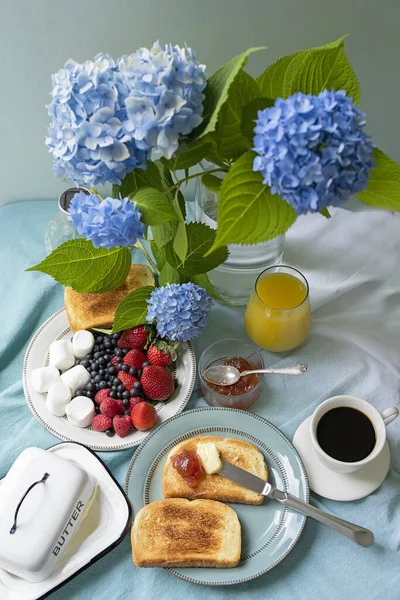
125;407;309;586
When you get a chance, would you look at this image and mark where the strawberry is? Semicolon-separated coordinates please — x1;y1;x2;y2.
113;414;132;438
118;371;138;391
100;398;121;418
147;340;177;367
123;349;146;370
131;402;157;431
140;365;175;401
94;388;111;404
92;414;112;432
128;396;143;412
118;325;149;350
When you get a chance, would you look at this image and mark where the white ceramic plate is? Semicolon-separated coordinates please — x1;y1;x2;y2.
0;442;131;600
23;309;196;451
125;407;309;586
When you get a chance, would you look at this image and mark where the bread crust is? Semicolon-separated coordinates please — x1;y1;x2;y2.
131;498;241;568
163;436;268;505
64;264;155;332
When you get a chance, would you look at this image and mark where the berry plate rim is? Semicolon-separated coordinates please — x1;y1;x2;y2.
22;308;196;452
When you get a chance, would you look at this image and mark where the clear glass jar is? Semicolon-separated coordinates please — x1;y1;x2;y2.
195;178;285;306
199;338;264;409
44;188;89;255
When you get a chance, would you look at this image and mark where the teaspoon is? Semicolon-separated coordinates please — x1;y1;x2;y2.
203;363;308;386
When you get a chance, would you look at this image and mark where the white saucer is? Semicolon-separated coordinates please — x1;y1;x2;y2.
292;416;390;501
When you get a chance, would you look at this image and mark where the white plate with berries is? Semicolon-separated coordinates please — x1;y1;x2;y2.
23;308;196;451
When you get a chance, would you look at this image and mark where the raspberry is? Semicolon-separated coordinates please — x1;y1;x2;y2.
100;398;121;418
113;414;132;438
92;414;112;432
131;402;158;431
123;349;146;370
118;371;138;391
128;396;143;412
94;388;111;404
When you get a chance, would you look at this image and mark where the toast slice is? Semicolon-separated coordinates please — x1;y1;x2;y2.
64;264;155;332
163;436;268;505
131;498;241;568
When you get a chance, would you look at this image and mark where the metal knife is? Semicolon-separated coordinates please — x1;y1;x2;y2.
219;461;374;547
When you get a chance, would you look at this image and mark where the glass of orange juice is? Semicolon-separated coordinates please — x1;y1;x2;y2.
244;266;310;352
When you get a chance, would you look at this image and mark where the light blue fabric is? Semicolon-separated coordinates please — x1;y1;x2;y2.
1;201;399;600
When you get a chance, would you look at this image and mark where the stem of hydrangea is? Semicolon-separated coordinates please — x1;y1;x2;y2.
165;168;224;193
134;240;160;275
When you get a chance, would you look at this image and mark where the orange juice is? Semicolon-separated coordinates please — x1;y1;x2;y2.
244;268;310;352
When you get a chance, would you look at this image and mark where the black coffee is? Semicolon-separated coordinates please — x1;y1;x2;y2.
316;407;376;462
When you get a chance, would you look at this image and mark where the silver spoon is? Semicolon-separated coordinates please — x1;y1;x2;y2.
203;363;308;386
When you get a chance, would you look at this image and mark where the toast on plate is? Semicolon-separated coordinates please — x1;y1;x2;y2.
162;436;268;505
64;264;155;332
131;498;241;568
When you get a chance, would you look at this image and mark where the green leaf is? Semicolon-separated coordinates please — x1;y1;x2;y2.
159;263;180;286
133;188;179;226
208;151;296;251
152;222;178;248
112;286;154;333
257;35;360;105
198;47;266;140
26;240;131;294
320;207;331;219
173;221;188;263
241;97;275;142
202;173;223;193
116;161;165;199
165;222;228;276
193;273;236;308
357;148;400;211
161;137;214;171
149;240;166;271
215;70;262;159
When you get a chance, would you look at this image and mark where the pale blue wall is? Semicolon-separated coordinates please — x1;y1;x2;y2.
0;0;399;205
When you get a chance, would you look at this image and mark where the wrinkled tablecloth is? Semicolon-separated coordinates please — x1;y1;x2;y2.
0;200;399;600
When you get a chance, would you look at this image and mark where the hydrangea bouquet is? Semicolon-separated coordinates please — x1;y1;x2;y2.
28;36;400;342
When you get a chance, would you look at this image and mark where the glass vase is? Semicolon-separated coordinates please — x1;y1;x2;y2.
44;188;89;255
195;178;285;306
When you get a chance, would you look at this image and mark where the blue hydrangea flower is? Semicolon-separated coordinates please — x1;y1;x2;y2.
46;54;148;187
146;283;212;341
117;42;206;159
68;191;145;249
253;90;375;215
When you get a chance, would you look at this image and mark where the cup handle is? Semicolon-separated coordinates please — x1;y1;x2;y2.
381;407;399;426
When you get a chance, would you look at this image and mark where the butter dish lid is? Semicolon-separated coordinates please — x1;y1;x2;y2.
0;447;95;582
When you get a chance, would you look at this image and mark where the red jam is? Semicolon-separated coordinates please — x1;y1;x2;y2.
206;356;260;396
171;450;204;488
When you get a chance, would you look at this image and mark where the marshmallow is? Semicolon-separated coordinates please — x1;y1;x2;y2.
49;340;75;371
60;365;90;394
46;382;72;417
31;366;60;394
72;330;95;359
65;397;95;428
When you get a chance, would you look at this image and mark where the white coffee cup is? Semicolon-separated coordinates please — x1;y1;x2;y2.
310;395;399;474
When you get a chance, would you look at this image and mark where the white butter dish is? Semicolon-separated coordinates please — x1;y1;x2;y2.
0;448;96;583
0;442;131;600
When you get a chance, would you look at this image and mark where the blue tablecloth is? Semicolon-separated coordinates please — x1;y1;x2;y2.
1;200;399;600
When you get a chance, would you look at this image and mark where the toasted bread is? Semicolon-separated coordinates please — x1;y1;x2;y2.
163;436;268;505
64;264;155;332
131;498;241;568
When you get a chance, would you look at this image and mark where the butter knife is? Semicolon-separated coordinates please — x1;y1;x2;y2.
219;461;374;547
